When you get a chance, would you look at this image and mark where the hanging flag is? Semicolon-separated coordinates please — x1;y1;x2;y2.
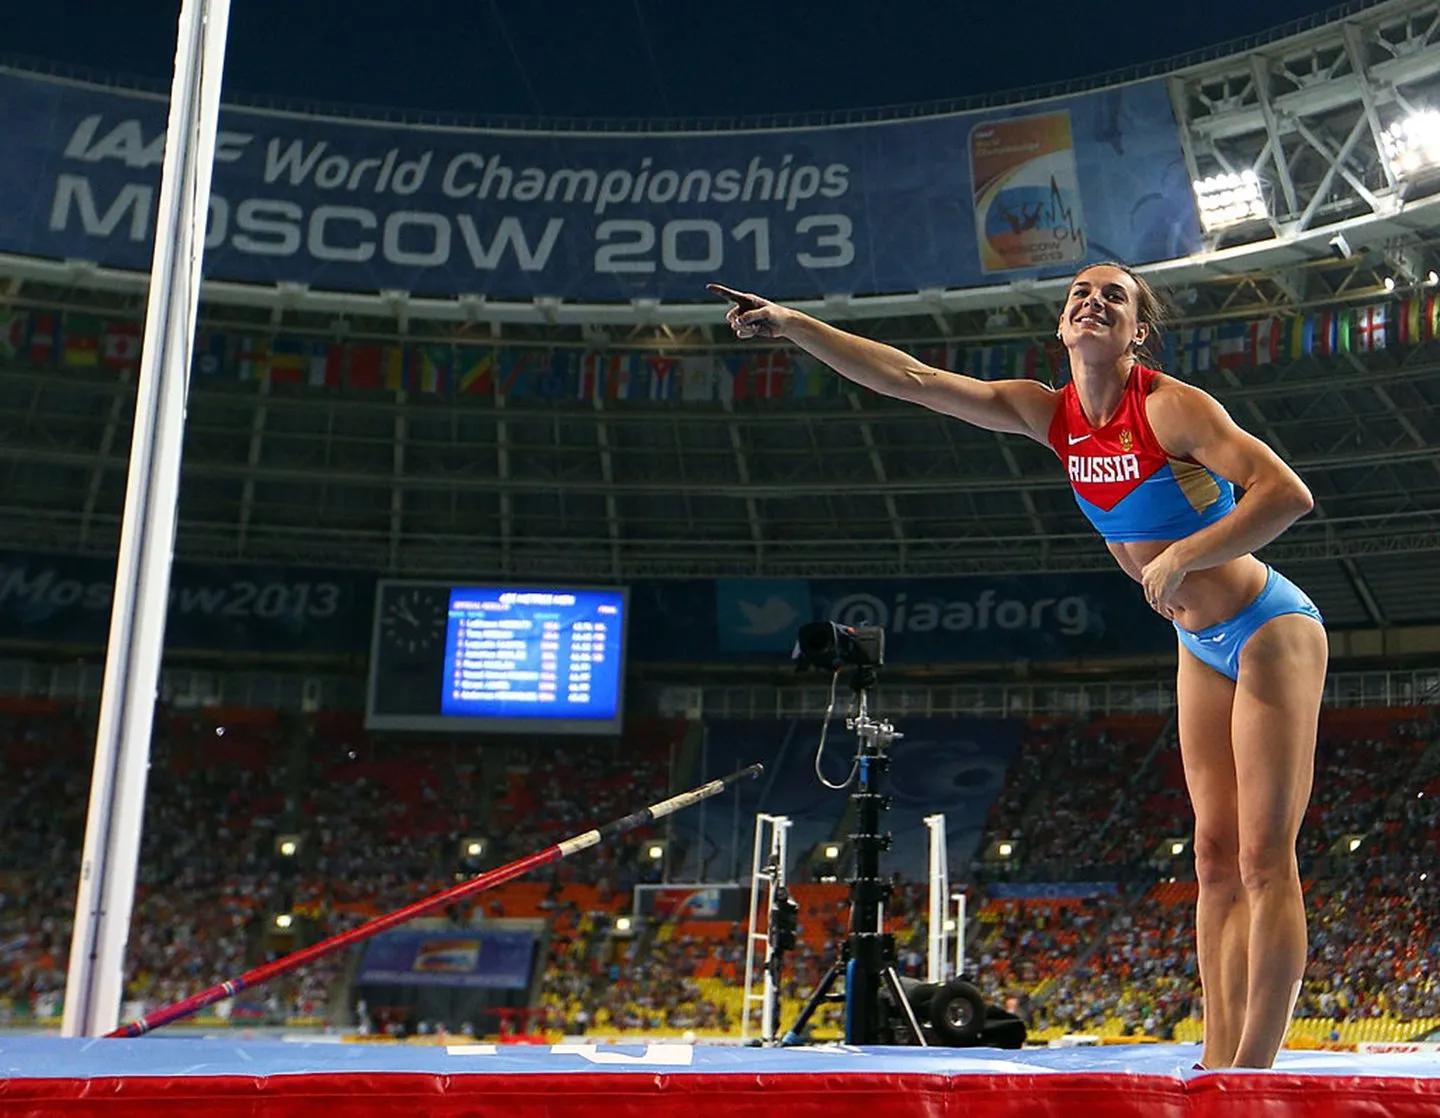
953;347;982;378
744;351;789;399
531;351;570;399
62;314;102;367
604;353;636;400
1159;331;1180;371
0;311;27;361
414;344;453;394
995;346;1021;379
716;355;749;402
27;313;56;365
1396;298;1418;347
1245;318;1278;366
381;346;408;391
269;337;307;383
498;349;540;398
236;335;269;380
680;356;715;401
790;354;828;398
1178;326;1212;375
1354;304;1387;352
192;331;229;377
645;355;679;400
308;341;341;388
1019;344;1046;380
345;344;383;389
1336;308;1353;354
578;351;610;400
457;347;496;395
915;344;951;370
1214;322;1247;369
1281;316;1304;361
101;320;142;370
1427;293;1440;342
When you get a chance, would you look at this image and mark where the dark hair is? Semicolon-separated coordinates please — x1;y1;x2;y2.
1070;261;1170;370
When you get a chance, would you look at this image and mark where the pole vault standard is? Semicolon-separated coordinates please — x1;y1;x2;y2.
108;764;763;1037
62;0;232;1038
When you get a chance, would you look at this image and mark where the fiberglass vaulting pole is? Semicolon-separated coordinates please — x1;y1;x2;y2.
61;0;231;1037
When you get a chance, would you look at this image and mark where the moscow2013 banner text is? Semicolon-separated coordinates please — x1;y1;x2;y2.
0;68;1202;301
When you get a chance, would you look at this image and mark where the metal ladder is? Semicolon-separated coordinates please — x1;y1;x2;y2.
740;812;791;1044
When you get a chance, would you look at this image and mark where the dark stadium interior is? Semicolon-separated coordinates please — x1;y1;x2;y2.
3;0;1440;1077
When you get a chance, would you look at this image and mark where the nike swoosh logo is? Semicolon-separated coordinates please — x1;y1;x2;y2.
1067;434;1092;445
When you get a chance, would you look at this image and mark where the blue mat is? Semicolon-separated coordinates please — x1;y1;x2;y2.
2;1038;1437;1080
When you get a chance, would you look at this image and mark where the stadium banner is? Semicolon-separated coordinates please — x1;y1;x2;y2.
0;549;1166;661
0;550;374;655
355;929;537;989
0;67;1200;302
629;571;1173;664
633;883;748;920
985;882;1120;900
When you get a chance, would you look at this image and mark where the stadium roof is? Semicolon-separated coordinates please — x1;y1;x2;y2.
3;0;1371;127
2;1;1440;637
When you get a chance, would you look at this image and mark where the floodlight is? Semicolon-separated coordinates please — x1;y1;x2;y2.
613;915;634;934
646;843;665;862
1381;109;1440;179
274;913;294;930
1193;170;1268;231
823;843;842;860
997;842;1013;858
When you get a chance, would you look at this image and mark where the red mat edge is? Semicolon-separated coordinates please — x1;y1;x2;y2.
3;1071;1439;1118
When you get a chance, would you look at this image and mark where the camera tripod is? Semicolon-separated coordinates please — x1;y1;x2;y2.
780;666;928;1047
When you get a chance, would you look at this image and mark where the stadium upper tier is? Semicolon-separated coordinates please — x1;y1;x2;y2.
4;1;1440;592
3;0;1440;332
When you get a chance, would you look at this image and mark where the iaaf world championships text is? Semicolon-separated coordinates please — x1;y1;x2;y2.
64;117;853;214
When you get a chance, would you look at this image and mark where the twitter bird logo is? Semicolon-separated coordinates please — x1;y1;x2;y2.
715;578;814;652
735;596;799;635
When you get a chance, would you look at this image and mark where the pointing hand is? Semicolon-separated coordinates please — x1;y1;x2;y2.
708;283;791;340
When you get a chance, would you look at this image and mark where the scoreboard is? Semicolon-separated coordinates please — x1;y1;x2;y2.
366;580;629;734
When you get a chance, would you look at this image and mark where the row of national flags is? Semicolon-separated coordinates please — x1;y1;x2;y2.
1157;296;1440;373
2;297;1439;400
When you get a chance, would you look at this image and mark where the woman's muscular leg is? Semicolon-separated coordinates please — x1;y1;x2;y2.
1229;613;1327;1068
1176;645;1246;1069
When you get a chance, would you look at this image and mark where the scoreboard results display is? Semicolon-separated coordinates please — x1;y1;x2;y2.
366;580;629;734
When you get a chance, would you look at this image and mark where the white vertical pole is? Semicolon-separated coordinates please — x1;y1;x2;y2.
924;814;947;983
759;817;790;1042
952;892;967;979
740;813;769;1044
61;0;231;1038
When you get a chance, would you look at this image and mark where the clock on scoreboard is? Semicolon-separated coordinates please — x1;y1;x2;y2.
366;580;629;734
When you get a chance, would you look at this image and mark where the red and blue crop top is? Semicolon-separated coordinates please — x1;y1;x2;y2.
1045;364;1235;543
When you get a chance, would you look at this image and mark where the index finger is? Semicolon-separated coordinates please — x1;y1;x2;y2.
706;283;762;310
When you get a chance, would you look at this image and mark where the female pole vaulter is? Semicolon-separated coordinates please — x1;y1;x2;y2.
710;264;1327;1069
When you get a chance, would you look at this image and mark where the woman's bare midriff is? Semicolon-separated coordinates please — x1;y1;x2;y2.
1106;541;1271;632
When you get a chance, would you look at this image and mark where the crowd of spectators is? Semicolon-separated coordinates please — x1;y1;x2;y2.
987;717;1167;882
539;925;735;1034
0;698;1436;1043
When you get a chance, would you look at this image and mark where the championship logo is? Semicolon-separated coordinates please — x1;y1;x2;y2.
1118;428;1134;452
